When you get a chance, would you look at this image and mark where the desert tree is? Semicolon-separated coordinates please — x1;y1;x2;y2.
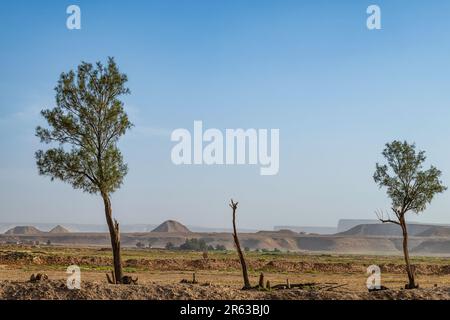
374;140;446;289
35;57;133;284
229;199;252;289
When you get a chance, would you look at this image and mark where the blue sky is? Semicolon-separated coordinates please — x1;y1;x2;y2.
1;0;450;229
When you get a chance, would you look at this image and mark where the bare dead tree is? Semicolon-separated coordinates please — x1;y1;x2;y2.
229;199;252;290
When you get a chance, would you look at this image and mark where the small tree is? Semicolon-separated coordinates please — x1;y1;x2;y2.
165;242;175;250
215;244;226;251
374;140;446;289
179;238;208;251
36;58;132;284
229;199;251;289
136;242;145;249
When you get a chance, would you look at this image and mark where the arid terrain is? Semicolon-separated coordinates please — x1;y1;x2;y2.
3;220;450;255
2;221;450;299
1;244;450;299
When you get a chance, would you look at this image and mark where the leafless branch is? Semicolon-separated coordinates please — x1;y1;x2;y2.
375;209;401;225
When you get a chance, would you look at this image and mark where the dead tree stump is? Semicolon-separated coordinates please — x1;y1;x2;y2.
229;199;252;290
29;273;48;283
259;273;265;289
106;271;138;285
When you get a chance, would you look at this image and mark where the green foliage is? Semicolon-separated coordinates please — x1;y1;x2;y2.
374;140;447;215
165;242;175;250
165;240;227;251
35;57;132;195
179;238;208;251
135;242;145;248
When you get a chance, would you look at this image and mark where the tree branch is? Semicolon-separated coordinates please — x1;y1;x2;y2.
375;209;401;225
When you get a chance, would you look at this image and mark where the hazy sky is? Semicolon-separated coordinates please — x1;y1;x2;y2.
1;0;450;229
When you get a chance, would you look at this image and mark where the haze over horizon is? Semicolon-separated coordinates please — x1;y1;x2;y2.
2;1;450;230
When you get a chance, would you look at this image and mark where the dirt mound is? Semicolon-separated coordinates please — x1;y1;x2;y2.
0;280;449;300
151;220;191;233
266;287;450;300
0;280;255;300
4;226;43;235
48;225;70;233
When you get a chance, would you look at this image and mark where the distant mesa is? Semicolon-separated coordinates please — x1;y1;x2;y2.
276;229;299;235
151;220;191;233
337;224;404;237
337;223;450;237
4;226;44;235
274;226;337;235
336;219;381;233
49;225;70;233
416;226;450;237
257;229;299;236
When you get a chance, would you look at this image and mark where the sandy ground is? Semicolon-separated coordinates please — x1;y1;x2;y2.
2;245;450;299
1;279;450;300
2;268;450;292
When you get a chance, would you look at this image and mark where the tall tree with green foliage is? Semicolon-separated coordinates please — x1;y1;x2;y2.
374;140;446;289
35;58;132;284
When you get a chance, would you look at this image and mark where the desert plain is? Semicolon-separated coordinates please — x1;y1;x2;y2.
1;244;450;300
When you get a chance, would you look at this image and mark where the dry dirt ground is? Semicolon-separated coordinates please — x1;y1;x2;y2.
2;280;450;300
1;245;450;299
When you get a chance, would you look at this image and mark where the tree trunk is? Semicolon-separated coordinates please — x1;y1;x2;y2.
400;218;416;289
230;200;251;289
101;191;123;284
